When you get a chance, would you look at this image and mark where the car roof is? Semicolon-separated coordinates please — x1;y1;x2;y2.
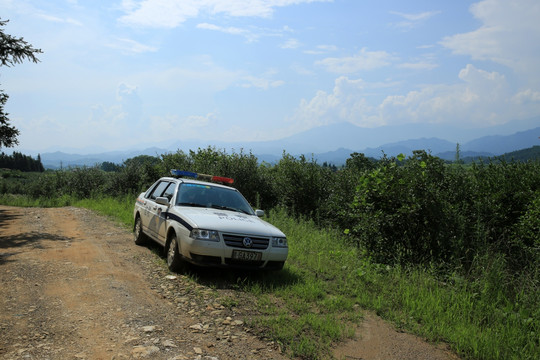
160;176;238;191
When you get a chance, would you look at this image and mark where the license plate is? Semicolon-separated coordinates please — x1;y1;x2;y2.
232;250;262;262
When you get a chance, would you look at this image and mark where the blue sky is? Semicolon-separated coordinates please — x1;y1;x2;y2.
2;0;539;153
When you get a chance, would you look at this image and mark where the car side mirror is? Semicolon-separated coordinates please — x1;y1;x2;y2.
156;197;170;206
255;209;265;217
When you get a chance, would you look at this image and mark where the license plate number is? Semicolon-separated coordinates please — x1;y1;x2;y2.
232;250;262;262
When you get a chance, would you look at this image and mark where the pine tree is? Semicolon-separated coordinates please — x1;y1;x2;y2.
0;18;42;148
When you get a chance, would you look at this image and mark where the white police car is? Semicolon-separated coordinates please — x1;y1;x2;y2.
133;170;288;271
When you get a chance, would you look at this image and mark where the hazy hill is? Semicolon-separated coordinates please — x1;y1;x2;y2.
39;123;540;168
498;145;540;161
462;127;540;154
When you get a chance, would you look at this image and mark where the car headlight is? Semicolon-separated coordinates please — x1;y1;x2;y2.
271;237;288;248
190;229;219;242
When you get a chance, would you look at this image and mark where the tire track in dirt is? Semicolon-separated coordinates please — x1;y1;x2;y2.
0;206;287;360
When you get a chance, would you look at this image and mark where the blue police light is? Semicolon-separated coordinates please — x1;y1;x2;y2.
170;170;198;178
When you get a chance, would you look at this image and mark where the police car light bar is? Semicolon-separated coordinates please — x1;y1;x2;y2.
170;170;234;184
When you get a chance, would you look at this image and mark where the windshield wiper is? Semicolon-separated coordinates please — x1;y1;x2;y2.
178;202;206;208
210;204;250;214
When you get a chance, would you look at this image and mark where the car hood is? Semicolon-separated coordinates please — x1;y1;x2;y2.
173;207;286;237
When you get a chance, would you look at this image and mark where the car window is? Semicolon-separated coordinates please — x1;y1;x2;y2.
176;183;254;215
162;182;176;201
176;184;209;207
148;181;171;200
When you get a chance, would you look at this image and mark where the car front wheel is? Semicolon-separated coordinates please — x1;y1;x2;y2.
166;233;185;272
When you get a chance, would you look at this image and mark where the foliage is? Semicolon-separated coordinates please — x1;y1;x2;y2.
498;145;540;162
0;18;42;148
343;151;460;264
267;152;332;217
1;149;539;360
343;152;540;270
0;151;45;172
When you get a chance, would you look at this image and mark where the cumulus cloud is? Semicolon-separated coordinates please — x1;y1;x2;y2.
316;48;394;73
290;64;540;131
441;0;540;84
119;0;332;28
289;76;378;130
512;89;540;104
379;64;531;126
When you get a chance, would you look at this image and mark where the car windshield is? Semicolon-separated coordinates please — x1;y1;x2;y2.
176;183;254;215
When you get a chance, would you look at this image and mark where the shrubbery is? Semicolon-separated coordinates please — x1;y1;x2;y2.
1;147;538;294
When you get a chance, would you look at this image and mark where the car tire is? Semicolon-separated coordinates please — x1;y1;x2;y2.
133;215;147;245
166;233;185;273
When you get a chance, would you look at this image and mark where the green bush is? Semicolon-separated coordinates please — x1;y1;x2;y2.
344;153;540;271
268;152;332;217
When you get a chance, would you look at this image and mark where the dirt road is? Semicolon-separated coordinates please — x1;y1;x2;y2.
0;205;459;360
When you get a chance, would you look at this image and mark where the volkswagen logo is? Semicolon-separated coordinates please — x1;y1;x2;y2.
242;237;253;248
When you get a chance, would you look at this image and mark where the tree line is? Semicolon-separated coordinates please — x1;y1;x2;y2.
0;151;44;172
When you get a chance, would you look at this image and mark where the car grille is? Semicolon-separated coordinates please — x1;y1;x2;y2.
222;234;269;250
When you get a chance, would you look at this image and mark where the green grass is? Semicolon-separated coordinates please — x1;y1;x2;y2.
0;193;74;207
1;196;537;360
265;209;539;360
0;193;136;228
72;194;136;228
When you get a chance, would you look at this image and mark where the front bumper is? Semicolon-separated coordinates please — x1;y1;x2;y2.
180;235;288;270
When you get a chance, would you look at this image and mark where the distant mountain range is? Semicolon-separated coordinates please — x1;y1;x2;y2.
38;122;540;169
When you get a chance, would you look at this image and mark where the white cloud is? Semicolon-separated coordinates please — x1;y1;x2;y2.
196;22;261;42
397;62;438;70
119;0;199;28
512;89;540;104
290;64;540;132
36;14;83;26
106;38;158;54
441;0;540;84
303;44;338;55
240;76;285;90
316;44;338;52
379;64;525;126
119;0;332;28
197;23;248;36
390;10;441;30
281;38;301;49
289;76;378;130
316;48;393;73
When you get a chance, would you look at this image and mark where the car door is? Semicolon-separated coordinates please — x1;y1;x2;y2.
145;180;173;242
155;182;177;243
